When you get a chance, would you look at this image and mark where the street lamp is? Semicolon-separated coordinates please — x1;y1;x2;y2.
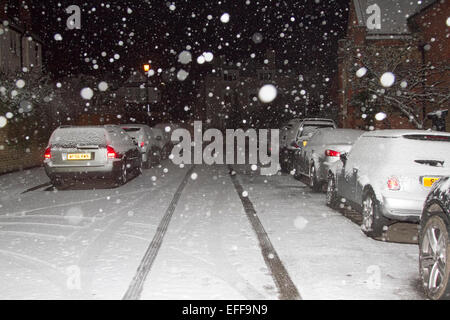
143;64;151;113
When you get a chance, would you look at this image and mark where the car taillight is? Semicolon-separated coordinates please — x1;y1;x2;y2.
387;176;400;191
44;147;51;159
140;141;145;148
325;149;341;157
107;146;118;159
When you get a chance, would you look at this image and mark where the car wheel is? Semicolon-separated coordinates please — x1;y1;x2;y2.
143;152;151;169
51;178;65;189
162;144;172;160
116;160;128;185
326;174;338;209
136;159;143;175
310;165;321;192
419;214;450;300
151;148;162;166
361;189;389;238
280;149;292;173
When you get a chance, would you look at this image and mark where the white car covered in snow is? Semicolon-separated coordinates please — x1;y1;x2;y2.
279;118;336;173
293;128;364;192
326;130;450;238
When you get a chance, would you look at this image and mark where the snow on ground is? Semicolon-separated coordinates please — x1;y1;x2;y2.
0;162;424;299
141;165;278;300
234;165;423;300
0;162;190;299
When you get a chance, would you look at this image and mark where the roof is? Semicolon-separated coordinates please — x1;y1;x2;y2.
362;129;450;138
352;0;436;38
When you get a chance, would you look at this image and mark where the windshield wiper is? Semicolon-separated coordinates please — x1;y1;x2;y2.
415;160;444;167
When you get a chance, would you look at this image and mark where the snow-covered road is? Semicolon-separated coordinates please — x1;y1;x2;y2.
0;162;424;299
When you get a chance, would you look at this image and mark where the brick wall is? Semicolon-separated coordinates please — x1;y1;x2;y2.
0;130;43;174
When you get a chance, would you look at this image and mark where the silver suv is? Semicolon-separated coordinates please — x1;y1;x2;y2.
44;125;142;187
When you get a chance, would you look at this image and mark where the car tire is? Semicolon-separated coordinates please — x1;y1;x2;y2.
310;165;321;192
116;159;128;185
361;189;390;238
51;178;65;189
280;149;292;173
162;144;172;160
136;159;143;176
143;152;151;169
419;213;450;300
326;174;339;209
151;148;162;166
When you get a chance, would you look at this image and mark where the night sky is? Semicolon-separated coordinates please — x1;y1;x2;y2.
19;0;350;123
29;0;349;81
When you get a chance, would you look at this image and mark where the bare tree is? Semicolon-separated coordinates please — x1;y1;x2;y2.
342;40;449;128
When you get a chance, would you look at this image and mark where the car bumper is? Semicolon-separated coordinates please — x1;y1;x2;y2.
380;194;423;222
44;160;122;180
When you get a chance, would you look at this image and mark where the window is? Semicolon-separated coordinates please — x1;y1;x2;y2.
10;32;18;55
258;72;273;80
223;70;237;81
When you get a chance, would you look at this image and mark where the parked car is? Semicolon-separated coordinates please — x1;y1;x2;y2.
293;128;364;191
326;130;450;238
121;124;164;168
419;177;450;300
279;118;302;150
279;118;336;173
44;125;142;187
154;123;181;159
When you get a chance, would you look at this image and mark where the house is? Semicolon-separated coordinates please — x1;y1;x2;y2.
408;0;450;131
0;0;44;174
197;50;313;131
0;0;43;74
337;0;448;131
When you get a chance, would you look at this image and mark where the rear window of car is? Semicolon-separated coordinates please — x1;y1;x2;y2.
50;128;107;147
301;125;334;136
122;127;143;140
361;136;450;166
123;128;142;133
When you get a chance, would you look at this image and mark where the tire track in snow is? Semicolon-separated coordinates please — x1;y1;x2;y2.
123;165;195;300
228;165;302;300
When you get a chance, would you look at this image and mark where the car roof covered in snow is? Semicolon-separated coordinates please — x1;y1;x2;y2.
361;129;450;138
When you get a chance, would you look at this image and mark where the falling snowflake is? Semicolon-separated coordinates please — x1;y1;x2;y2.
258;84;277;103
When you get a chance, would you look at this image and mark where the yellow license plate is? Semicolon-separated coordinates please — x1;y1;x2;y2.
423;177;440;187
68;153;91;160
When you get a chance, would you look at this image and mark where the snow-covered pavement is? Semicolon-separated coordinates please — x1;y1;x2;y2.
0;162;423;299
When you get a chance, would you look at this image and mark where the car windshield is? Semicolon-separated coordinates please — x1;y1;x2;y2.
1;0;449;305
